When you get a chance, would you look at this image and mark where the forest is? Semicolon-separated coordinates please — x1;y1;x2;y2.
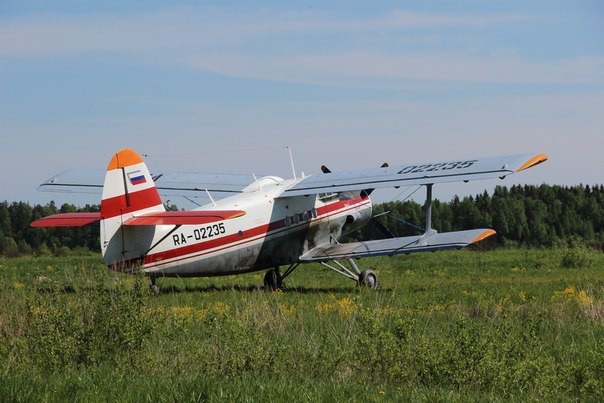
1;183;603;257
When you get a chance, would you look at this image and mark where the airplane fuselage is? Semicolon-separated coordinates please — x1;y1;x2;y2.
103;176;372;277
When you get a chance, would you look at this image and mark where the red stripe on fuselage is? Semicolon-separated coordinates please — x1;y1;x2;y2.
101;187;163;219
135;196;370;271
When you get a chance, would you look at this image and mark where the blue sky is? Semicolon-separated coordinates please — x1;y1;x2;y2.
1;1;603;206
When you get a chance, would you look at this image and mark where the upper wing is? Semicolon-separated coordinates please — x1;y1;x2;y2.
281;153;547;198
37;169;105;194
300;229;495;261
38;169;258;201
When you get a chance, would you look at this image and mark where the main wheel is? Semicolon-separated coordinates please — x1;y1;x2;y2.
263;268;283;291
358;269;379;290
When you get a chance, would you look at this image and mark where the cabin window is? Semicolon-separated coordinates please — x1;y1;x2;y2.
319;192;338;201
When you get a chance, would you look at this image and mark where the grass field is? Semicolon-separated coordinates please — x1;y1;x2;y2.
1;247;604;401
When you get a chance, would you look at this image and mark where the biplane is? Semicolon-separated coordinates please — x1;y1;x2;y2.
31;148;547;291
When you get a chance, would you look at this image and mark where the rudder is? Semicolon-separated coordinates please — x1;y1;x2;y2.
101;149;165;267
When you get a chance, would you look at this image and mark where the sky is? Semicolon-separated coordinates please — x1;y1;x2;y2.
1;1;603;207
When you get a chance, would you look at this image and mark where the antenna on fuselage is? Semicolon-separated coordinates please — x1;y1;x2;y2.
205;189;217;207
285;146;297;180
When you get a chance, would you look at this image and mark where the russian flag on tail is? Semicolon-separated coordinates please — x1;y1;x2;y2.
128;170;147;186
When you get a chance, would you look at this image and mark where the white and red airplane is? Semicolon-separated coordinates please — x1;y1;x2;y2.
31;149;547;291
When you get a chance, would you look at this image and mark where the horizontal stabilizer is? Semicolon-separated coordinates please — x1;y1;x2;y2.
300;229;495;261
31;212;101;227
31;210;245;227
123;210;245;226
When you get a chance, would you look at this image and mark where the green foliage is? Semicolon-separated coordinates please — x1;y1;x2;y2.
352;311;567;394
0;200;100;257
2;251;604;400
558;237;596;269
346;184;604;248
26;272;152;372
0;234;19;257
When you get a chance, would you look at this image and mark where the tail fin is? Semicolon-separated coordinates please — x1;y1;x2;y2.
101;149;165;267
101;149;164;218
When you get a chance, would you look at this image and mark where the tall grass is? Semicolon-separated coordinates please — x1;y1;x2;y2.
1;247;604;401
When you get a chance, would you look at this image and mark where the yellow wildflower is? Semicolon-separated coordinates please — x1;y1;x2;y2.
31;306;47;317
195;308;209;321
552;286;576;302
169;306;194;320
277;302;297;318
211;301;231;317
576;290;592;306
563;286;576;297
337;297;356;317
518;291;527;303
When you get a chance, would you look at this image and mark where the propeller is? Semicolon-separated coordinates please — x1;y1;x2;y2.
320;165;332;174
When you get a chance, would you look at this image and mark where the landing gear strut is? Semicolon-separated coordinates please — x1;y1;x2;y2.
263;263;300;291
318;259;380;290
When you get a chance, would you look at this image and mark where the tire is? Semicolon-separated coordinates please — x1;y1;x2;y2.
358;269;379;290
263;268;282;291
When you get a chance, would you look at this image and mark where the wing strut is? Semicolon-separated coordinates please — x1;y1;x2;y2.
318;259;362;281
424;184;436;237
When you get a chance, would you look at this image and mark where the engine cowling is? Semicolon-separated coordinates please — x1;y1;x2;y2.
342;202;372;235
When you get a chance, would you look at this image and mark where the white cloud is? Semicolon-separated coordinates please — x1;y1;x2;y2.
0;7;540;57
1;6;597;87
190;51;604;86
2;7;597;87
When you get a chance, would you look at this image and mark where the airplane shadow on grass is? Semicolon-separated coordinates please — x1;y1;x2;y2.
32;279;393;295
156;284;394;295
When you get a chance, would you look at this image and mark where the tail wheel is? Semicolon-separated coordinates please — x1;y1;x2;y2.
149;276;160;295
263;268;283;291
358;269;379;290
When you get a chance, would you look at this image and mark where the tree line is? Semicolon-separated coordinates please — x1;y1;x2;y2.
0;201;99;257
1;184;603;257
356;184;604;248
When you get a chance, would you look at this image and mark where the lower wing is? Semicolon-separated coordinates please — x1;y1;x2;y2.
300;229;495;261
